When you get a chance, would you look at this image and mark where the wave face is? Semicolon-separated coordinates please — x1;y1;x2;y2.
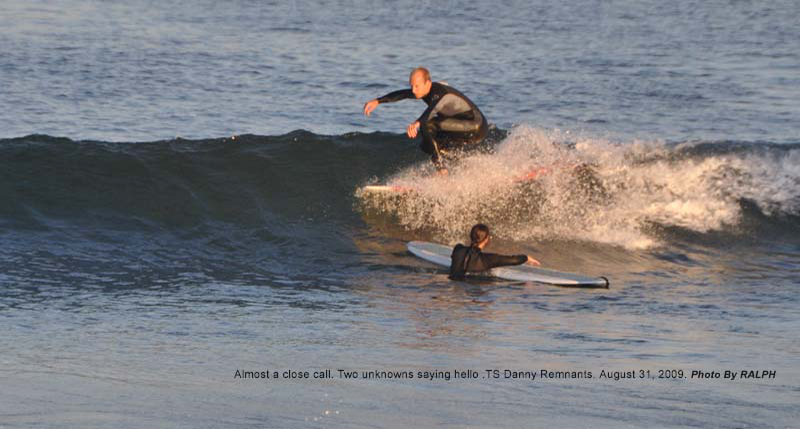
356;126;800;249
2;129;799;254
0;131;408;230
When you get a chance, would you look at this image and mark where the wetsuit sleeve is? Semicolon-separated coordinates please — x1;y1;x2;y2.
377;89;415;104
479;253;528;269
416;104;435;125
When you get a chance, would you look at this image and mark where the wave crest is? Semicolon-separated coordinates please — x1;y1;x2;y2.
357;126;800;249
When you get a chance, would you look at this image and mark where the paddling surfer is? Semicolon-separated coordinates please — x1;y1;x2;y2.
449;224;540;281
363;67;488;173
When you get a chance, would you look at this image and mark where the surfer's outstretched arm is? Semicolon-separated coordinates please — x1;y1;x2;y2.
363;89;416;116
481;253;537;268
482;253;528;268
378;89;415;103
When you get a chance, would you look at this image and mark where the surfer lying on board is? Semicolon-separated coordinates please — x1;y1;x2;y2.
363;67;488;174
449;224;540;281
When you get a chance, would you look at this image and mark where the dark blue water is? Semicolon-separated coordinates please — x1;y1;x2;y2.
2;0;798;142
1;1;799;428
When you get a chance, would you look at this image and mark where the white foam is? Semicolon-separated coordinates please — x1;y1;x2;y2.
357;125;800;250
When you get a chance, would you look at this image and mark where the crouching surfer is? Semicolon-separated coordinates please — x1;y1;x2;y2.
363;67;488;174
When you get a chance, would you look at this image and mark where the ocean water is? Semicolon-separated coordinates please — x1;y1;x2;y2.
1;1;799;428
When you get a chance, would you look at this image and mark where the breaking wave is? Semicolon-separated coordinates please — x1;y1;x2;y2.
356;126;800;249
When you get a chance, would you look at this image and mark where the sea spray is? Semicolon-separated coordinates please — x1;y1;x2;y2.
356;126;800;250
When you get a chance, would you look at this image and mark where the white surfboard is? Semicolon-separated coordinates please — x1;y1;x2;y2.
361;164;567;195
407;241;609;288
361;184;416;193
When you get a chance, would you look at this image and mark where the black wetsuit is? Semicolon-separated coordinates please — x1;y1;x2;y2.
377;82;489;169
449;244;527;280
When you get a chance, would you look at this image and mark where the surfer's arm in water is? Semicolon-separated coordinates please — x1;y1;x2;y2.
479;253;531;269
474;249;541;269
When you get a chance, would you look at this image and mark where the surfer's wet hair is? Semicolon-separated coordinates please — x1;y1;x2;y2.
469;224;490;248
409;67;430;83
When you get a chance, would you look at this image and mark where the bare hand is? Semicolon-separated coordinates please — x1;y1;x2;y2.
407;121;420;138
436;168;449;176
363;99;379;116
526;256;541;266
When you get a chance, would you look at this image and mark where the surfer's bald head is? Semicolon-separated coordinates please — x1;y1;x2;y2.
409;67;430;84
409;67;432;98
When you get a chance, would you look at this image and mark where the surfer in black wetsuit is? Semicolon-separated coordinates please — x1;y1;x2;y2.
449;224;540;281
363;67;489;173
